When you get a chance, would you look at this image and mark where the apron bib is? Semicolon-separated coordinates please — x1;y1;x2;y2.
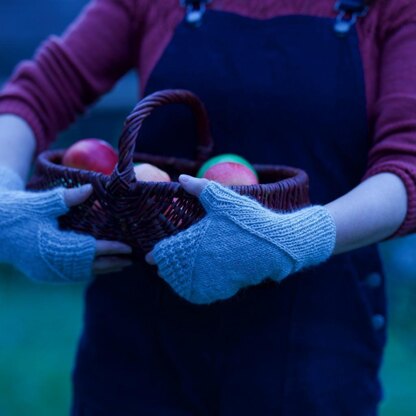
72;2;386;415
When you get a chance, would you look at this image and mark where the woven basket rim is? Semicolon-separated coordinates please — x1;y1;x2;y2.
35;148;309;192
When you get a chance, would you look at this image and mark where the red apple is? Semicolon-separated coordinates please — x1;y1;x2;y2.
134;163;171;182
203;162;259;185
62;138;118;175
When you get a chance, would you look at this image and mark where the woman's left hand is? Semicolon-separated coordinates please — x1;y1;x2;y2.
145;175;336;304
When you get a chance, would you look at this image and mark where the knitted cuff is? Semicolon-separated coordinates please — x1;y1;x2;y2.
23;187;69;218
0;166;25;191
200;181;336;270
38;225;96;282
200;181;336;271
283;206;336;270
363;163;416;238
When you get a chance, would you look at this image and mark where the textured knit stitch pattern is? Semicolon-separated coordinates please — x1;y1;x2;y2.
0;166;96;283
153;181;336;304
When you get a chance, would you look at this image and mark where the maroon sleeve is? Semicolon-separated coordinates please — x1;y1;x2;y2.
0;0;143;154
363;0;416;236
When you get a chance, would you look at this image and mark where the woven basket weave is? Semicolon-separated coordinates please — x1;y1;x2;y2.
28;89;310;255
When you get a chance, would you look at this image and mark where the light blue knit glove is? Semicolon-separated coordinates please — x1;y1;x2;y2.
149;179;336;304
0;166;96;282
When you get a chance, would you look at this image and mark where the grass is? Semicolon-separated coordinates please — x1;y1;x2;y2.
0;266;84;416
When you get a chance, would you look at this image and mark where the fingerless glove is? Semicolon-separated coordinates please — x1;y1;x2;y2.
0;166;95;282
153;181;336;304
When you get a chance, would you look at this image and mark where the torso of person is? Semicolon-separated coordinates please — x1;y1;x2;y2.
71;1;388;415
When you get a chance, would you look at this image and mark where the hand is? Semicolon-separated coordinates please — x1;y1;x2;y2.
145;175;336;304
0;166;132;283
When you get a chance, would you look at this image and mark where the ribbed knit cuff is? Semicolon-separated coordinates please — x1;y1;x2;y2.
23;187;69;217
38;227;96;282
284;206;336;270
58;235;96;282
363;163;416;238
0;166;25;191
200;181;336;270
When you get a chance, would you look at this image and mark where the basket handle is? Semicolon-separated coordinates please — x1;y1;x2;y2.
107;89;214;193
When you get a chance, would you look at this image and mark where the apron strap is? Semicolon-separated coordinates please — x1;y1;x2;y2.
335;0;369;13
333;0;369;36
179;0;371;33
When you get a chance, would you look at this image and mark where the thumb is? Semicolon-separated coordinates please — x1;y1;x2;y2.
63;184;93;208
178;175;210;197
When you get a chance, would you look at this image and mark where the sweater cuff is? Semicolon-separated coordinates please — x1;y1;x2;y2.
362;163;416;238
0;98;47;156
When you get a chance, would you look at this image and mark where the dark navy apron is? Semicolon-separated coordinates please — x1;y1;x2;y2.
72;1;387;414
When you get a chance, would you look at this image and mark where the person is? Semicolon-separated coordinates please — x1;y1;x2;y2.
0;0;415;414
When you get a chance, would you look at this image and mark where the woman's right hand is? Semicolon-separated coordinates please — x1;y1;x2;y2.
0;166;132;283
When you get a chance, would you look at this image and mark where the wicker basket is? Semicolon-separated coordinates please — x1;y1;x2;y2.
27;89;310;255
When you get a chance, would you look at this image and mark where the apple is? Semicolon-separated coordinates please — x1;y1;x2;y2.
62;138;118;175
133;163;171;182
197;153;258;179
197;154;259;185
203;162;259;185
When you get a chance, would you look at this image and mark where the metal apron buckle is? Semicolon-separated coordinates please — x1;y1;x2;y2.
180;0;212;27
333;0;369;36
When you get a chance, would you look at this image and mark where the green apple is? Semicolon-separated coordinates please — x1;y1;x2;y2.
196;153;258;179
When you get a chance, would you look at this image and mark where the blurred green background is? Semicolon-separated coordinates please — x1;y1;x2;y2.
1;1;416;415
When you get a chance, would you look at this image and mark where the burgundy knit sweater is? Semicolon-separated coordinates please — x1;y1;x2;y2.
1;0;416;235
